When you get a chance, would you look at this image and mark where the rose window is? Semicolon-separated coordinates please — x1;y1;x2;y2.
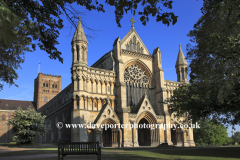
124;65;149;84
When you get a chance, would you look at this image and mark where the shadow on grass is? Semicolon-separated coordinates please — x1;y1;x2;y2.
0;144;240;160
0;143;57;148
105;145;240;159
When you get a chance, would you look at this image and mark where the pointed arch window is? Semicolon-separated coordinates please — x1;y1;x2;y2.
133;37;136;50
44;96;47;102
129;41;132;50
76;95;80;109
80;47;83;60
181;67;184;80
137;43;139;52
124;65;150;108
76;44;79;61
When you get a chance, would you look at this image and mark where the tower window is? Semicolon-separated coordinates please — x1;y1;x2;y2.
76;44;79;61
2;115;5;121
55;85;57;88
46;83;48;87
80;48;83;60
52;84;54;88
44;96;47;102
43;83;45;87
181;68;184;80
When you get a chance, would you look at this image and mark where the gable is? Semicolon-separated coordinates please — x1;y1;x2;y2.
132;94;158;122
120;28;150;55
94;100;120;126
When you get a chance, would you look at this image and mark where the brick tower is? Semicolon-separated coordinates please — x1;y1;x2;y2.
33;73;62;110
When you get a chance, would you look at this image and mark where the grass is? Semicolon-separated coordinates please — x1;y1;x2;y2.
0;143;240;160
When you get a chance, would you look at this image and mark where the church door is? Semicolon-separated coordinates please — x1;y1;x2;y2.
138;118;151;146
102;128;112;147
171;128;177;145
171;124;182;145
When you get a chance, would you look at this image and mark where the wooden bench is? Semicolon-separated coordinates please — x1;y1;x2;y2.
58;141;101;160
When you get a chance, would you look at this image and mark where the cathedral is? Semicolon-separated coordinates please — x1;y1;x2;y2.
36;17;195;147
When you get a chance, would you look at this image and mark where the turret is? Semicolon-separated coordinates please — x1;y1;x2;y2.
71;16;88;66
175;44;188;83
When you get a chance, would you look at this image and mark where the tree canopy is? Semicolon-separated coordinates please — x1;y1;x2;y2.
232;131;240;143
170;0;240;126
194;118;231;146
0;0;178;91
8;107;49;144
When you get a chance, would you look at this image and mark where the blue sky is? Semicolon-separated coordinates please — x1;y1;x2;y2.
0;0;239;136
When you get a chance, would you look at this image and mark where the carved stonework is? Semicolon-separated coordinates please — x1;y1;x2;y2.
124;65;149;84
129;113;137;118
122;49;152;60
156;116;164;119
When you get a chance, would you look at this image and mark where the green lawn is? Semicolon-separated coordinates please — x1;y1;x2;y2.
0;143;239;160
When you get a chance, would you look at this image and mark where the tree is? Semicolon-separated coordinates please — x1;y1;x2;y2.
194;119;231;146
0;0;178;91
170;0;240;126
233;131;240;143
8;107;48;144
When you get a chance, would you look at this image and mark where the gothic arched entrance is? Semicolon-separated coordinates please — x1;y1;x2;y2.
136;111;159;146
138;118;151;146
102;127;112;147
171;123;182;145
101;118;120;147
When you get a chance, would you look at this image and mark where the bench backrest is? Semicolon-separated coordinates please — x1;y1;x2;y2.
58;141;100;154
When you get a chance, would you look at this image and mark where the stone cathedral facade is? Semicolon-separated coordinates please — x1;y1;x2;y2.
37;17;195;147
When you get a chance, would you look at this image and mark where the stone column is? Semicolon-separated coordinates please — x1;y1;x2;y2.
182;130;189;147
188;127;195;146
132;121;139;147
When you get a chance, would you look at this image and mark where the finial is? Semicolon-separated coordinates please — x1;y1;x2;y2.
130;17;135;28
38;61;41;74
107;96;110;103
179;44;181;48
78;16;81;21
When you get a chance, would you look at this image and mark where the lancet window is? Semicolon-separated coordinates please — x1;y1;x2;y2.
76;44;79;61
133;37;136;50
124;65;150;108
80;48;83;60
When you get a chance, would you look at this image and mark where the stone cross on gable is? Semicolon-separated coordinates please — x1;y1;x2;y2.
130;17;135;28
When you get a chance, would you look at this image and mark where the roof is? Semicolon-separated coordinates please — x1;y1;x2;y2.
72;16;88;43
175;44;188;67
0;99;36;110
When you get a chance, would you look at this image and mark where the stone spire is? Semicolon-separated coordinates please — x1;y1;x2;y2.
175;44;188;67
72;16;88;43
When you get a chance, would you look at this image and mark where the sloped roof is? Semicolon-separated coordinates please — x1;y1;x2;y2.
0;99;35;110
132;94;146;113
